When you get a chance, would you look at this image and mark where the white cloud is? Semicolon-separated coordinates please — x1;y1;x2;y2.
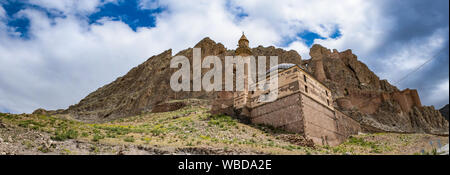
0;5;5;19
377;27;448;82
423;79;450;108
0;0;254;113
0;9;162;113
284;40;310;58
138;0;161;10
26;0;119;15
233;0;384;43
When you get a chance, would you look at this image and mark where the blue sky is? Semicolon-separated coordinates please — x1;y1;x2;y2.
0;0;448;113
3;0;334;46
2;0;164;37
89;0;165;31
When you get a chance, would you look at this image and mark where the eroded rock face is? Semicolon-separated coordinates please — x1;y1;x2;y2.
66;37;302;122
303;44;448;135
151;102;186;113
64;38;447;135
32;108;48;115
66;49;175;122
440;104;449;121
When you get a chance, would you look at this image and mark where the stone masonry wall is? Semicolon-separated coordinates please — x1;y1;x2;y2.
301;94;342;146
250;93;305;133
335;110;361;143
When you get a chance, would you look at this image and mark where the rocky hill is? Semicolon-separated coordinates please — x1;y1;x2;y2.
302;44;448;135
440;104;449;121
63;37;448;135
65;37;302;122
2;101;448;155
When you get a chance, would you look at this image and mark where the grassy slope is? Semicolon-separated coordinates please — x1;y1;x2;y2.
0;99;447;155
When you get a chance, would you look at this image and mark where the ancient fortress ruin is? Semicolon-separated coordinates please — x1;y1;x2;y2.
214;34;361;146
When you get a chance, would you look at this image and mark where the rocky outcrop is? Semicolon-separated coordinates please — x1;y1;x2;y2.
440;104;449;121
66;49;175;122
309;44;327;82
66;37;302;122
32;108;48;115
151;102;186;113
64;37;447;135
32;108;65;116
302;44;448;135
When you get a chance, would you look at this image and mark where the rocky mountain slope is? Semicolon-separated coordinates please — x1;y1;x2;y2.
65;37;302;122
61;37;448;135
440;104;449;121
302;44;448;135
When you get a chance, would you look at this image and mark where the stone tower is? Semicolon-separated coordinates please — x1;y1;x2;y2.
233;33;253;117
235;33;252;56
211;33;253;117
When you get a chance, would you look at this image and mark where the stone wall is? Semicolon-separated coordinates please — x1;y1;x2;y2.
250;93;305;133
298;68;334;111
248;66;301;108
233;65;360;146
301;94;342;146
247;66;333;111
335;110;361;143
249;91;360;146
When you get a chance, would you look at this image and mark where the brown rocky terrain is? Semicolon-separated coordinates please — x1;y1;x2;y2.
65;37;302;122
1;102;448;155
62;37;448;135
302;44;448;135
440;104;449;121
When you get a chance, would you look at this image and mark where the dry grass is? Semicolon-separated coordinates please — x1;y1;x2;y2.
1;100;447;155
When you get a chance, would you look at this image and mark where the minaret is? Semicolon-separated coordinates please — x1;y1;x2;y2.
236;32;252;56
233;33;253;115
212;33;253;116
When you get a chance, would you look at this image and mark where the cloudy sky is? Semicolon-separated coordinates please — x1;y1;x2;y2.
0;0;448;113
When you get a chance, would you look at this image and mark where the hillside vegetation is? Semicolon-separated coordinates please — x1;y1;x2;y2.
0;99;447;155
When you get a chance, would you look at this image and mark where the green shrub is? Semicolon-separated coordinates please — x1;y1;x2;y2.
51;129;79;141
38;146;51;153
92;134;105;142
207;115;237;127
150;124;167;136
1;113;14;120
347;137;376;147
346;137;384;153
123;136;135;142
18;120;46;129
106;131;117;138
